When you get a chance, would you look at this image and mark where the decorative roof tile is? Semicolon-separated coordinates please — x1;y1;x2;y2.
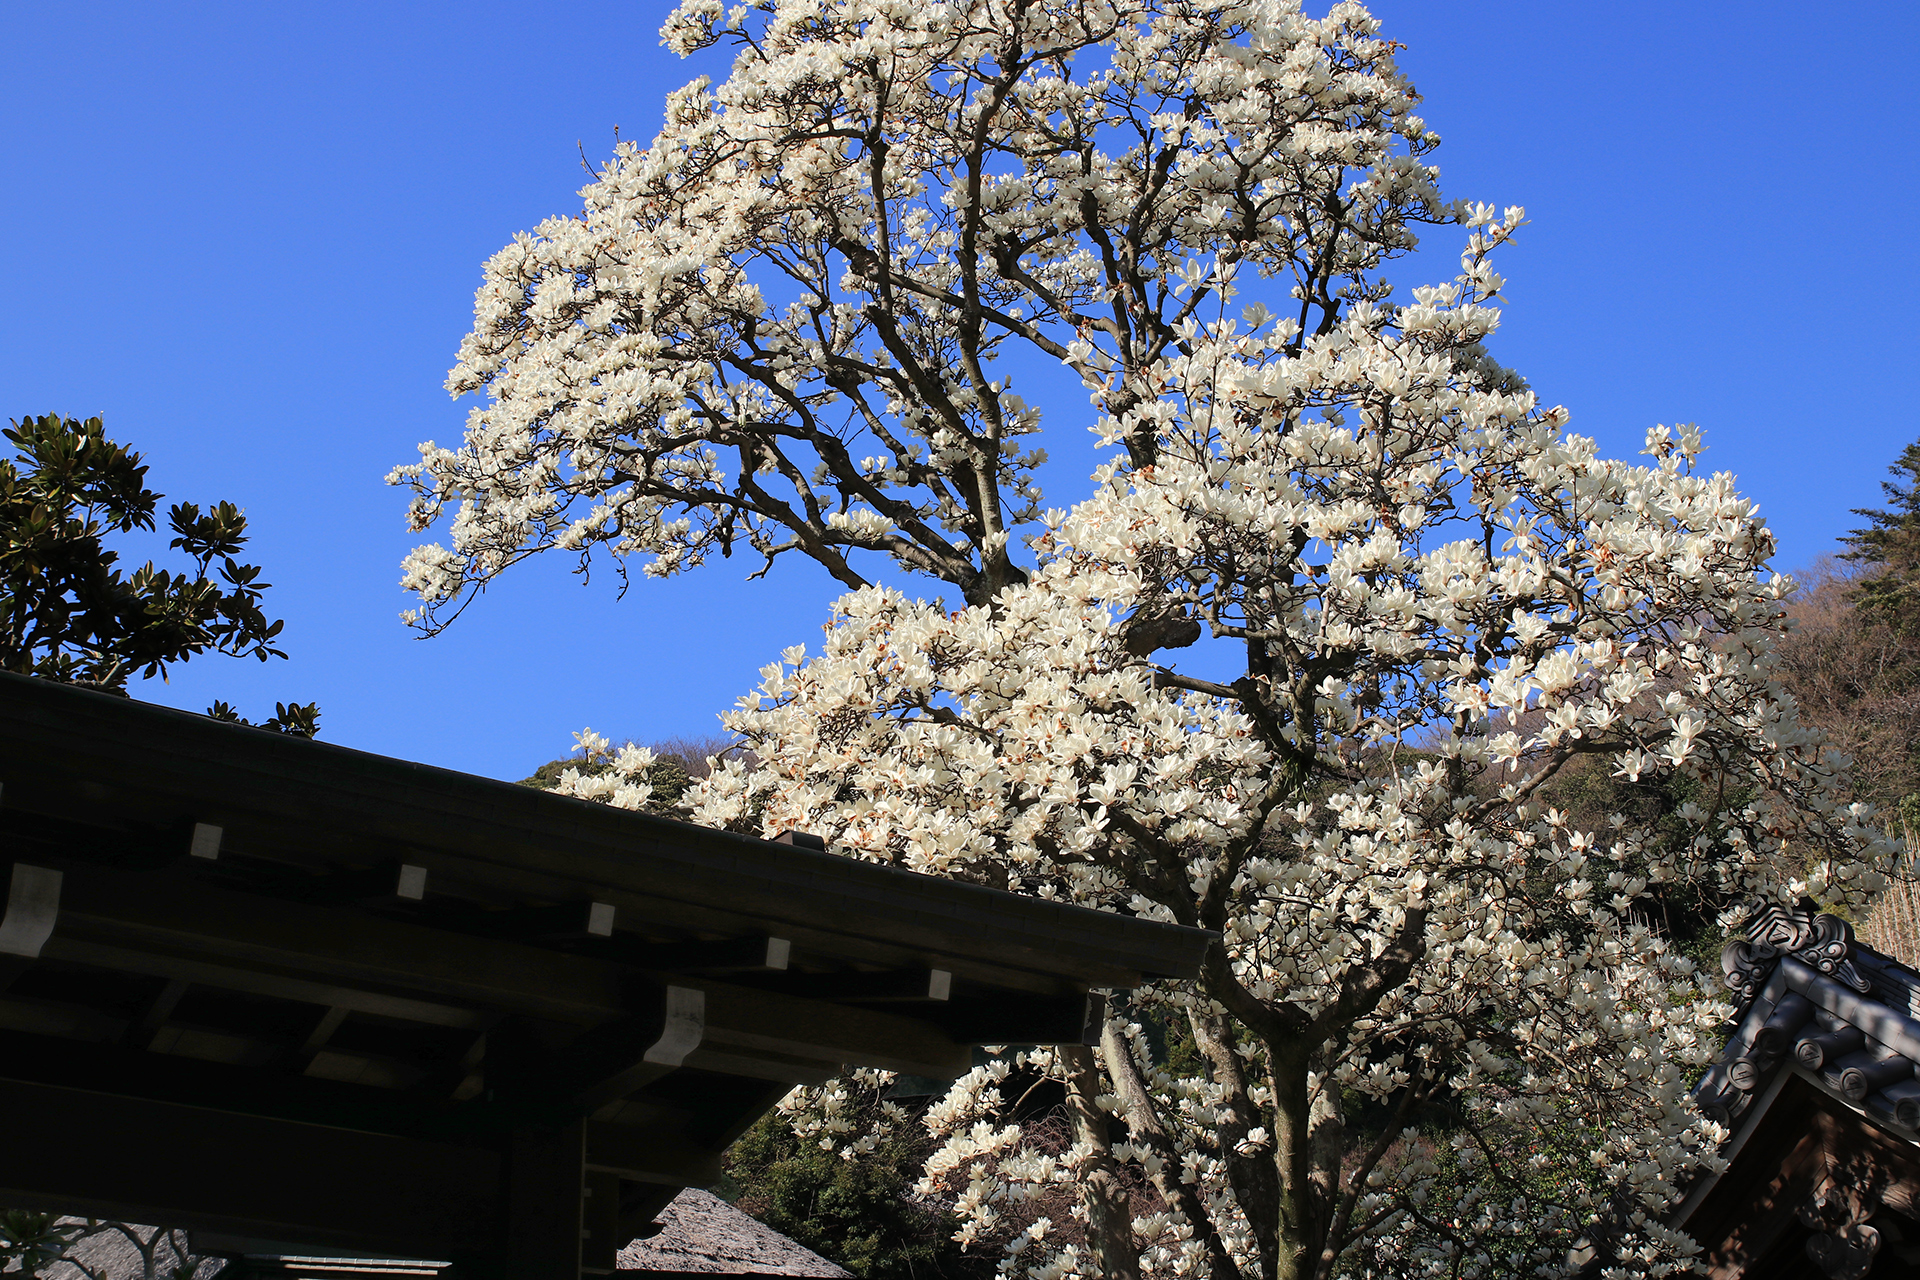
1678;901;1920;1276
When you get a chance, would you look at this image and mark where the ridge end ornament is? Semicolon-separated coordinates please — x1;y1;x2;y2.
1722;900;1870;1004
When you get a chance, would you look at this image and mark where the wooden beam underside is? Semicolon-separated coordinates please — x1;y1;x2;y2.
0;671;1212;991
0;672;1216;1273
0;1077;503;1259
33;858;976;1077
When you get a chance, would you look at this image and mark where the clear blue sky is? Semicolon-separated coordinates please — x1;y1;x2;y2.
6;1;1916;780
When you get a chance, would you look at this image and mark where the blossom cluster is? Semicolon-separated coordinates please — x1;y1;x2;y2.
392;0;1454;621
557;220;1892;1274
426;0;1894;1273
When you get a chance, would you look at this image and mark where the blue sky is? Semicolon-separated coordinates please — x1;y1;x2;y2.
6;1;1916;780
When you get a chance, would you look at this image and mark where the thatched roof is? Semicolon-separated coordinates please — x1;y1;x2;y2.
618;1191;850;1277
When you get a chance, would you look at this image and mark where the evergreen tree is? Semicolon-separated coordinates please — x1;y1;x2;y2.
1844;438;1920;634
0;413;315;733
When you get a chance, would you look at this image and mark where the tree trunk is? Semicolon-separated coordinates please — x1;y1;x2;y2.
1269;1044;1323;1280
1100;1022;1242;1280
1190;1009;1282;1280
1306;1057;1347;1280
1061;1042;1140;1280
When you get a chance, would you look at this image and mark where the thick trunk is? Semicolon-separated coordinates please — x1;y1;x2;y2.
962;556;1028;611
1061;1042;1141;1280
1270;1045;1324;1280
1306;1060;1347;1280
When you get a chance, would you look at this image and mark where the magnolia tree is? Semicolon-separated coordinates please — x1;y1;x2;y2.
393;0;1891;1275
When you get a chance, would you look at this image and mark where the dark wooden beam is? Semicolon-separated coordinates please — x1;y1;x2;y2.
49;931;494;1030
580;1170;623;1275
679;1045;837;1085
504;1120;585;1280
418;1028;490;1103
0;1076;502;1260
566;986;704;1115
933;991;1098;1046
582;1121;723;1187
120;976;191;1050
0;808;204;872
611;934;791;974
0;1024;475;1139
751;967;950;1003
476;901;618;943
0;671;1214;993
42;859;973;1069
281;1004;350;1074
0;992;124;1043
32;857;973;1083
698;980;968;1079
300;860;430;907
46;859;626;1025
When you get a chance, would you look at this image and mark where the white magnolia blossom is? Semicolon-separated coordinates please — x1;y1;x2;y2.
409;0;1894;1275
391;0;1453;620
557;257;1894;1274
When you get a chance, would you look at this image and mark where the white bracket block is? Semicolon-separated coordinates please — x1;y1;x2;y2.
396;864;428;900
643;986;706;1068
189;823;223;860
0;863;62;958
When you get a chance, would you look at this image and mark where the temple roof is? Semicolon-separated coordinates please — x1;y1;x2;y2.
0;673;1212;1274
1676;903;1920;1278
1692;903;1920;1139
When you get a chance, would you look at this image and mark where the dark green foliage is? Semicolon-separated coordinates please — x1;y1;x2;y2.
520;753;692;803
0;1211;92;1279
520;757;584;788
1529;753;1735;973
1845;438;1920;634
208;698;322;738
0;413;313;733
1134;1000;1205;1083
724;1111;981;1279
1341;1094;1595;1278
644;756;694;806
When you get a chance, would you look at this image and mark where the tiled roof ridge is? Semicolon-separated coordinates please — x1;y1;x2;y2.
1696;901;1920;1135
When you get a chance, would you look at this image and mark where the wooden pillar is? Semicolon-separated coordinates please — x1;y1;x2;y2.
487;1017;589;1280
506;1120;585;1280
579;1170;623;1275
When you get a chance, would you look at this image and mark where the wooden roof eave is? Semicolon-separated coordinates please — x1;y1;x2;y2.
0;672;1213;995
